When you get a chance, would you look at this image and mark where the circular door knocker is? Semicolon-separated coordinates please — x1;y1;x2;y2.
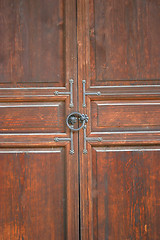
66;112;89;131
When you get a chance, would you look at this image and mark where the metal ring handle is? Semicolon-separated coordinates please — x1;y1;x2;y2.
66;112;88;131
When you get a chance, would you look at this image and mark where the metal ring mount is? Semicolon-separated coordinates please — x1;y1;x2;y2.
66;112;88;131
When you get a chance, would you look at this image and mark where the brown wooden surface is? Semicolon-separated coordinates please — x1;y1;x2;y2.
89;0;160;86
92;147;160;240
0;102;65;133
0;148;66;239
0;0;65;87
91;100;160;132
0;0;79;239
78;0;160;239
1;0;160;239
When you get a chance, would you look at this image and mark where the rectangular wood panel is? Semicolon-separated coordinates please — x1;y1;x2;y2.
0;148;67;240
89;0;160;86
91;100;160;132
0;102;65;133
0;0;65;87
92;147;160;240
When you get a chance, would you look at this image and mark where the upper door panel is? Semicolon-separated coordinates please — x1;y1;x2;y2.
89;0;160;86
0;0;65;87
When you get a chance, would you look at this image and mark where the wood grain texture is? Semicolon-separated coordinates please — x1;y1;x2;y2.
91;100;160;132
78;1;160;240
0;0;65;87
0;0;79;239
89;0;160;86
0;148;67;240
1;0;160;239
0;102;65;133
77;0;93;239
92;147;160;240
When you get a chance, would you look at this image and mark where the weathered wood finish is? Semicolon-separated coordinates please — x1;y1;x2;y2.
78;0;160;239
89;0;160;86
92;147;160;240
0;0;78;239
0;0;65;87
0;102;65;133
0;149;66;239
91;100;160;132
1;0;160;239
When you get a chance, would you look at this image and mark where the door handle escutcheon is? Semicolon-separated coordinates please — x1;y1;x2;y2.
66;112;88;131
54;80;103;154
54;112;88;154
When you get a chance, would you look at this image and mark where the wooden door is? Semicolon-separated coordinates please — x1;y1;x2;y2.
0;0;79;239
78;0;160;239
1;1;160;239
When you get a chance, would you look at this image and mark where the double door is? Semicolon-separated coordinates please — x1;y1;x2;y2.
0;0;160;239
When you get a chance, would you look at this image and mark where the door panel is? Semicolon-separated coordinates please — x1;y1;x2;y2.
78;0;160;239
89;0;160;86
0;0;78;239
0;102;65;133
92;147;160;240
0;148;67;239
91;100;160;132
0;0;65;87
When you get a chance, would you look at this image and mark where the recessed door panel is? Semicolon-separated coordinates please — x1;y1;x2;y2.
0;102;66;133
0;148;67;240
89;0;160;86
91;100;160;132
92;147;160;240
0;0;65;87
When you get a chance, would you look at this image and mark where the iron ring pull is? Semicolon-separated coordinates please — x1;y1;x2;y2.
66;112;89;131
